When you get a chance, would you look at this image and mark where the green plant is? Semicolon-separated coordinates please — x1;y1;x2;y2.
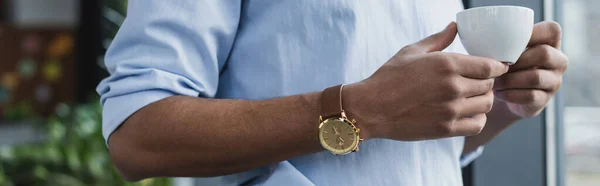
0;97;171;186
1;0;170;185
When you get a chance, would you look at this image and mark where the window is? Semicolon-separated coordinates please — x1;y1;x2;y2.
560;0;600;185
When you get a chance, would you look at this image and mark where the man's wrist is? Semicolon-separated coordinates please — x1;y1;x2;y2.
486;98;522;128
342;82;376;140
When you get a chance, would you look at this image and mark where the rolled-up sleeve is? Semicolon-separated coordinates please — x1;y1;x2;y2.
96;0;241;143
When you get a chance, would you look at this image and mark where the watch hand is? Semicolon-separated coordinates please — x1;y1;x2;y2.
338;137;345;143
333;126;340;135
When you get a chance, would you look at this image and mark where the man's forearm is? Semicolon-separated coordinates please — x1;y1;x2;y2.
109;93;327;180
463;99;521;154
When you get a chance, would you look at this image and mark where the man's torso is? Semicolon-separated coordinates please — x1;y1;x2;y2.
210;0;469;185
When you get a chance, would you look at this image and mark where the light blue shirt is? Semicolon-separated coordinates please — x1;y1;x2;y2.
97;0;483;185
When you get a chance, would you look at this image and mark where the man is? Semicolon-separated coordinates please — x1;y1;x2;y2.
97;0;568;185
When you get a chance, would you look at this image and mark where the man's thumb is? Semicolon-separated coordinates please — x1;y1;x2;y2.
401;22;458;54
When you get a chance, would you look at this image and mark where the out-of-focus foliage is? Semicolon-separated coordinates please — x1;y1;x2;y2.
0;0;171;185
0;97;171;186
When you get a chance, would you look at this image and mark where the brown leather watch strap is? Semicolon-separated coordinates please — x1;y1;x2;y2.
321;84;343;119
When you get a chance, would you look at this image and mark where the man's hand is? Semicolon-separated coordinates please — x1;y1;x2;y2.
463;21;568;154
345;22;509;141
493;21;568;119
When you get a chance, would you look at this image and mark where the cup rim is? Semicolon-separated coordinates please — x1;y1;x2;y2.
457;5;533;17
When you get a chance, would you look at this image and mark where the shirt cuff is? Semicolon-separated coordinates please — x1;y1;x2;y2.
460;146;484;168
102;89;176;145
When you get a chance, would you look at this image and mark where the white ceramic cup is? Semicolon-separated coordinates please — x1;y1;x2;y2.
456;6;534;64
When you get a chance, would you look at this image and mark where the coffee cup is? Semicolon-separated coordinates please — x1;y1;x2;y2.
456;6;534;64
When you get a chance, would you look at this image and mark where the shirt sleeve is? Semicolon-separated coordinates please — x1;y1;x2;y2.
96;0;241;143
460;146;484;168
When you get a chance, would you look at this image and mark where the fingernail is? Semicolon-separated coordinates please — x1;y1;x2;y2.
444;22;456;31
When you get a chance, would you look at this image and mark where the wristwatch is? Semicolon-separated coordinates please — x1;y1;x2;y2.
318;84;363;155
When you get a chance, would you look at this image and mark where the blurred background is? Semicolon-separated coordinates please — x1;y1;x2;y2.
0;0;597;186
561;0;600;185
0;0;172;185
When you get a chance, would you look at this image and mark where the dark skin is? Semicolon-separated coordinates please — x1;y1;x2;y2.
463;21;568;153
109;93;326;180
108;21;567;181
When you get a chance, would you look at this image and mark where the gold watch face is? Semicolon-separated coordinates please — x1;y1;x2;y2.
319;118;359;155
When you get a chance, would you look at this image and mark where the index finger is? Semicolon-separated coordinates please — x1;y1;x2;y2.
528;21;562;48
448;53;509;79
